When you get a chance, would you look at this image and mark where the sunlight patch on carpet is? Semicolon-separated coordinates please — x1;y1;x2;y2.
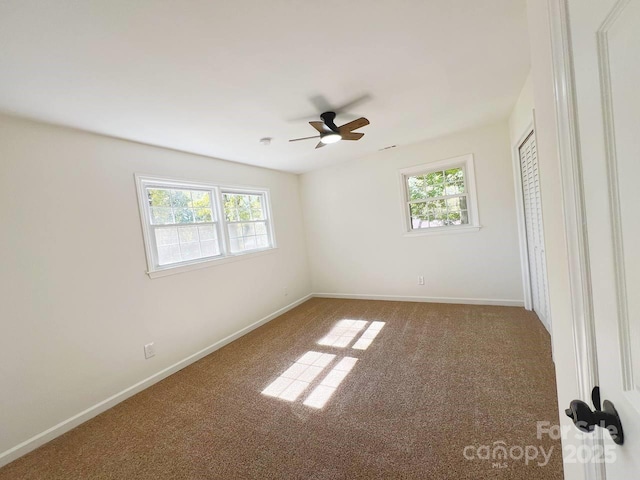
304;357;358;409
261;351;336;401
352;321;385;350
317;319;368;348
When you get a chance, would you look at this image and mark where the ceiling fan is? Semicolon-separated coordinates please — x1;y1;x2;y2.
289;111;370;149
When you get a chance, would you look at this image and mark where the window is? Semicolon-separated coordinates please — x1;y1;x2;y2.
136;176;275;277
146;186;220;266
222;191;272;253
399;154;480;235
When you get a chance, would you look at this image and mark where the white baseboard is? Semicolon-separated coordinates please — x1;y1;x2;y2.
0;293;312;469
312;292;524;307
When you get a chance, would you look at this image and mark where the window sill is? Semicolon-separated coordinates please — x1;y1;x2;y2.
147;247;278;279
402;225;482;237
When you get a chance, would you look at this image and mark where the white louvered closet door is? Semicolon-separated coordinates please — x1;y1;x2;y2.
519;132;550;325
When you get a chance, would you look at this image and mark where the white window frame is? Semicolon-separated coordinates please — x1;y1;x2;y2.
398;154;481;236
135;174;277;278
220;187;276;255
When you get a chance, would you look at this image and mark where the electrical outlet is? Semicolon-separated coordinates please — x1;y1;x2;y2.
418;276;425;285
144;342;155;359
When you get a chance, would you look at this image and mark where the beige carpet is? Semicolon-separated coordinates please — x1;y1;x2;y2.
0;298;563;479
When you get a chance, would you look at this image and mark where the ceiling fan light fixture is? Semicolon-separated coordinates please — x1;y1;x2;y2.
320;133;342;144
288;112;369;148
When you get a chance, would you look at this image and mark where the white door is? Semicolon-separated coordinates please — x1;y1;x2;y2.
567;0;640;476
519;132;550;326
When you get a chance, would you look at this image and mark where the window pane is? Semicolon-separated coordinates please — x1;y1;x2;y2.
224;192;267;222
156;224;218;262
154;223;222;265
412;217;429;229
201;240;220;257
250;195;265;220
224;195;239;221
409;195;470;230
430;211;443;221
227;223;268;252
256;235;269;248
446;211;462;225
410;202;428;229
446;197;461;210
151;207;174;225
426;171;444;186
238;197;251;220
407;176;427;200
225;194;251;221
244;236;257;250
171;190;193;208
157;244;181;265
191;191;211;208
241;222;256;237
410;203;428;220
229;237;244;253
444;167;464;184
445;184;463;195
255;222;267;235
426;184;444;198
154;227;179;246
194;208;213;223
181;242;201;261
227;223;242;239
427;199;445;211
148;187;214;228
147;189;171;207
198;224;216;241
178;225;198;243
174;208;194;224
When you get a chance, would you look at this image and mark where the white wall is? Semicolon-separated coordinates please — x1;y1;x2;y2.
509;72;534;144
508;72;538;318
525;1;582;478
300;121;524;305
0;114;311;463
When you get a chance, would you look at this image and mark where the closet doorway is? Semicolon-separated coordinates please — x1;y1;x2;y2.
517;129;551;329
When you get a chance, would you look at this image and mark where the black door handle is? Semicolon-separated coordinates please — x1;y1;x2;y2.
565;387;624;445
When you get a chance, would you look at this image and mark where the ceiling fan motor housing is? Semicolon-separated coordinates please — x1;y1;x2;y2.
320;111;339;132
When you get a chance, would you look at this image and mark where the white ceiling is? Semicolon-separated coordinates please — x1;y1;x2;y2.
0;0;530;173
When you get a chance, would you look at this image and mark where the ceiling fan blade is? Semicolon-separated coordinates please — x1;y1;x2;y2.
339;117;370;133
310;121;329;133
288;93;372;122
341;132;364;141
309;94;333;113
333;94;372;114
289;135;320;142
315;141;326;149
